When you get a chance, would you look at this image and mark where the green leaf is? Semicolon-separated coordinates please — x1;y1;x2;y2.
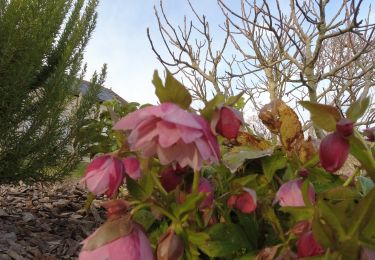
280;207;314;222
223;146;274;173
174;193;205;219
307;167;343;193
126;177;149;201
237;213;258;249
346;96;370;122
200;93;225;120
186;229;209;246
261;150;287;182
349;130;375;180
348;188;375;237
152;70;192;109
132;209;155;231
232;174;258;188
225;91;244;107
299;101;341;131
315;199;347;243
199;223;250;257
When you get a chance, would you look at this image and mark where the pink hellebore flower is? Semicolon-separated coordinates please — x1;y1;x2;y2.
113;103;220;171
227;188;257;214
82;155;124;197
297;231;325;258
274;179;315;207
123;156;142;180
211;106;243;139
319;132;349;173
79;224;153;260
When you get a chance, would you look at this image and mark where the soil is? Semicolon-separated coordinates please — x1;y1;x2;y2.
0;180;105;260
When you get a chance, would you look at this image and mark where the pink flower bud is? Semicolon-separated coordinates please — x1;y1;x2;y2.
274;179;315;207
336;118;354;137
197;178;214;209
364;127;374;142
298;168;309;178
81;155;124;197
156;229;184;260
123;156;141;180
319;133;349;173
297;231;325;258
227;188;257;214
79;224;153;260
212;106;243;139
159;165;186;192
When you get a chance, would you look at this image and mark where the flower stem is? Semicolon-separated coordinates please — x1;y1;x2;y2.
191;170;200;193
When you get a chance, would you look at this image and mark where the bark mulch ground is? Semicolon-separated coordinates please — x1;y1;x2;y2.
0;180;105;260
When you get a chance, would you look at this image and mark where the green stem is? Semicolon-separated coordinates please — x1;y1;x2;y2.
191;170;200;194
343;168;360;187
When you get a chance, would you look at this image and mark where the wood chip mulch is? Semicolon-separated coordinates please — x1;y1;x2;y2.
0;180;105;260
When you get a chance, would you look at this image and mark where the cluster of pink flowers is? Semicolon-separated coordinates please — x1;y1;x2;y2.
78;102;260;259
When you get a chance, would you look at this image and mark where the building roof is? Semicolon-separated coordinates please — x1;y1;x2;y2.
79;81;127;104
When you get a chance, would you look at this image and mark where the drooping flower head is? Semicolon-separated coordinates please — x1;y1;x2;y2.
319;132;349;173
274;179;315;207
79;223;153;260
81;155;125;197
211;105;243;139
79;199;153;260
114;103;220;171
227;188;257;214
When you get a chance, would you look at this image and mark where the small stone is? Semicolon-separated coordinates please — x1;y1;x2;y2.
22;212;35;223
0;209;9;217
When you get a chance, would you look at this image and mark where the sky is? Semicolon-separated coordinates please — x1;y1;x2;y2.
83;0;374;106
83;0;224;105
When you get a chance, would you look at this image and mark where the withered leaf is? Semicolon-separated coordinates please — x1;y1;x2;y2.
259;99;303;154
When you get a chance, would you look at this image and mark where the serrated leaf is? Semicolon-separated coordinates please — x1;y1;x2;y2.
200;93;225;120
232;174;258;187
186;230;209;245
126;176;149;201
261;150;287;182
280;207;314;222
223;146;274;173
225;91;244;106
348;188;375;236
346;97;370;122
299;101;341;131
315;199;347;242
199;223;250;257
175;193;205;219
348;130;375;180
152;70;192;109
132;209;155;231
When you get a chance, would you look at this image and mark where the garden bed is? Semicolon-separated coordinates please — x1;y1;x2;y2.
0;180;104;260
